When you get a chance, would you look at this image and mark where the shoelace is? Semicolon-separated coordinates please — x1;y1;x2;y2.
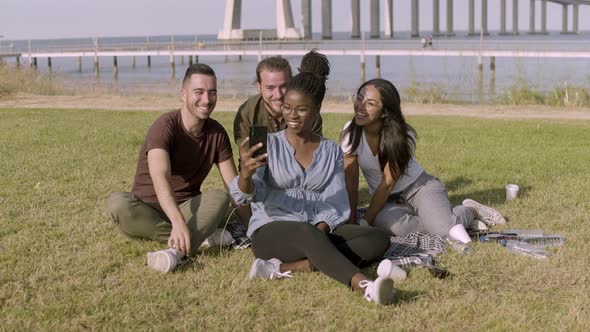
269;270;293;279
359;280;374;302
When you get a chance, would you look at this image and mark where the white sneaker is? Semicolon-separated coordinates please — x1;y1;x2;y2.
359;277;396;305
248;258;292;280
468;219;489;232
199;229;234;249
377;259;407;282
147;248;185;273
462;199;507;225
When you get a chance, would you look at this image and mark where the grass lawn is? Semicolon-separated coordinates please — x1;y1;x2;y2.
1;107;589;330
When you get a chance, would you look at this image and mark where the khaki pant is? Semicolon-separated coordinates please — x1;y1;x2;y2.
106;189;230;255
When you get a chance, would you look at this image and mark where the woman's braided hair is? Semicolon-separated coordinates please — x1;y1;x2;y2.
286;49;330;106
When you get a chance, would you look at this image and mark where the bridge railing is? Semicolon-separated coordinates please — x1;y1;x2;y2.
9;38;590;55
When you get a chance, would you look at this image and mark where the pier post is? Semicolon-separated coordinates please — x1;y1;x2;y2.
132;56;136;68
541;0;547;34
147;56;151;68
195;55;199;63
529;0;535;34
181;56;184;65
351;0;360;39
113;56;118;79
375;55;381;79
170;49;175;80
561;4;568;34
478;58;483;82
189;55;193;66
302;0;312;39
446;0;454;36
573;4;579;34
433;0;440;36
33;57;38;70
500;0;507;34
94;55;99;79
490;56;495;81
77;56;82;72
48;57;52;75
482;0;488;35
370;0;379;39
16;56;20;68
384;0;393;38
468;0;475;35
411;0;420;38
512;0;519;35
360;33;365;82
322;0;332;40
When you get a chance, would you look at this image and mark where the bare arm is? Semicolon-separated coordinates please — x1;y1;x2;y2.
344;153;360;224
148;148;191;255
217;157;253;226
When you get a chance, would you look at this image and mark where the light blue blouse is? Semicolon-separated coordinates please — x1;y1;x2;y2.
230;131;350;238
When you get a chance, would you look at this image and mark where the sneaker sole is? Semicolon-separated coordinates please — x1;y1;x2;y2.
372;277;396;305
248;259;262;279
377;259;393;279
463;199;507;225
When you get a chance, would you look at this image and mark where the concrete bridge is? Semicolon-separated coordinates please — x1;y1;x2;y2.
219;0;590;40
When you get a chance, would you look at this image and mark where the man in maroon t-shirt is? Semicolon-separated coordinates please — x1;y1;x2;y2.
107;64;240;272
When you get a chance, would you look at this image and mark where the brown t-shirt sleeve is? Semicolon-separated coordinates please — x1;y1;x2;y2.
214;123;234;165
145;115;174;154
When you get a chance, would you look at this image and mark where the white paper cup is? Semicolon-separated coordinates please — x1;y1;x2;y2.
505;184;520;201
448;224;472;244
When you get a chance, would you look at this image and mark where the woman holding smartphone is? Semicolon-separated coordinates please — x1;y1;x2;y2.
230;50;396;305
342;79;506;244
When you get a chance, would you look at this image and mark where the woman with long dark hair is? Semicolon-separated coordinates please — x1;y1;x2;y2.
342;79;506;244
230;51;396;305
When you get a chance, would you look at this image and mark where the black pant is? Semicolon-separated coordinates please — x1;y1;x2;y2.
251;222;390;286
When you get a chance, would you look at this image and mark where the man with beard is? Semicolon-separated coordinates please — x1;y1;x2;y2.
107;64;238;273
233;56;323;146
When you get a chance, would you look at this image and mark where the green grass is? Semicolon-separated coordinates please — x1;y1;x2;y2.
1;108;589;330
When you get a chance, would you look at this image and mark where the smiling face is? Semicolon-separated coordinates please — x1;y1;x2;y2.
353;84;384;127
282;90;318;136
181;73;217;121
256;69;290;120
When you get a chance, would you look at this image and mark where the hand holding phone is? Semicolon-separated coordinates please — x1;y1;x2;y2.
249;125;267;158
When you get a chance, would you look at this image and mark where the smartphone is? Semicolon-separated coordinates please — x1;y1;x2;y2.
249;125;267;158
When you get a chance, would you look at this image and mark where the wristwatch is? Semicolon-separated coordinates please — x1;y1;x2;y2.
358;218;370;227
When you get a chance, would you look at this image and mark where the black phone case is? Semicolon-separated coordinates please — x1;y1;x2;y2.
249;125;267;158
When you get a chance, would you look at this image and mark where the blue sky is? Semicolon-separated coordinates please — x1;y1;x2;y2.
1;0;589;40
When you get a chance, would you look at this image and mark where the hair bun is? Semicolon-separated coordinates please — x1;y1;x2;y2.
298;49;330;81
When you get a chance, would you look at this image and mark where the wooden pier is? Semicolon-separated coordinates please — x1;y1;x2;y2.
3;38;590;81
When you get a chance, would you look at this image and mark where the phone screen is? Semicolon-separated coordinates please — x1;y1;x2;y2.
249;125;267;158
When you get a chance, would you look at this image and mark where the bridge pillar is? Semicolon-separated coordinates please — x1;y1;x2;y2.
351;0;361;38
433;0;440;36
132;56;136;68
375;55;381;79
482;0;489;35
219;0;242;40
541;0;547;34
512;0;519;35
277;0;300;39
302;0;312;39
411;0;419;38
573;4;579;34
384;0;393;38
94;55;99;79
77;56;82;72
48;57;52;75
322;0;332;40
16;56;20;68
529;0;535;34
370;0;380;38
500;0;507;34
561;4;568;34
446;0;454;36
147;56;151;68
468;0;475;35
